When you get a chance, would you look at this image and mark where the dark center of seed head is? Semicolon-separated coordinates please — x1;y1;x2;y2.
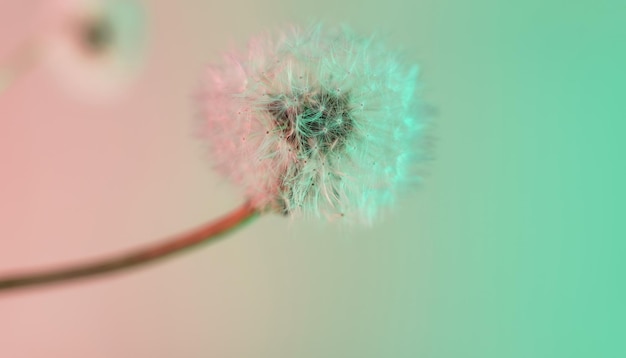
267;89;354;154
82;17;113;54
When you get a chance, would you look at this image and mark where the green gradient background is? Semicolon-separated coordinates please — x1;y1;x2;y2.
1;0;624;357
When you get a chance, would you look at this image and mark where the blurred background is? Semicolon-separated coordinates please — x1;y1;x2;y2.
1;0;624;357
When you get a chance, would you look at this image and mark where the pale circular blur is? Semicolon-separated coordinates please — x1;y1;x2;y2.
39;0;147;102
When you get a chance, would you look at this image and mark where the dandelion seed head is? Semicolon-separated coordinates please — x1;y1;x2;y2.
200;24;428;224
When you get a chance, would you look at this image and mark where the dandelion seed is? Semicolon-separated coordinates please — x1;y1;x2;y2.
200;24;428;224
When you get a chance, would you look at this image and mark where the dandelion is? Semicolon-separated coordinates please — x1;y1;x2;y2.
0;0;146;100
0;24;429;292
200;24;426;224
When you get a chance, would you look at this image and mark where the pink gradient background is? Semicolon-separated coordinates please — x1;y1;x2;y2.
1;1;434;357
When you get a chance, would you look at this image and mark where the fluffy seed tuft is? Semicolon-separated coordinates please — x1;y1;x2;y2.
200;24;428;224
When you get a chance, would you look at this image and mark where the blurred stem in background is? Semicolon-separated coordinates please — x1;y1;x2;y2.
0;39;41;93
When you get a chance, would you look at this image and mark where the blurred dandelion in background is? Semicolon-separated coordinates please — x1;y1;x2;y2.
0;0;147;100
200;24;428;224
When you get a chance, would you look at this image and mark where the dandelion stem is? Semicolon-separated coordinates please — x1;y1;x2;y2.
0;202;259;293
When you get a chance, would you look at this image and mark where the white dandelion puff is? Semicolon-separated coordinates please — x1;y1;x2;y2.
200;24;428;224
